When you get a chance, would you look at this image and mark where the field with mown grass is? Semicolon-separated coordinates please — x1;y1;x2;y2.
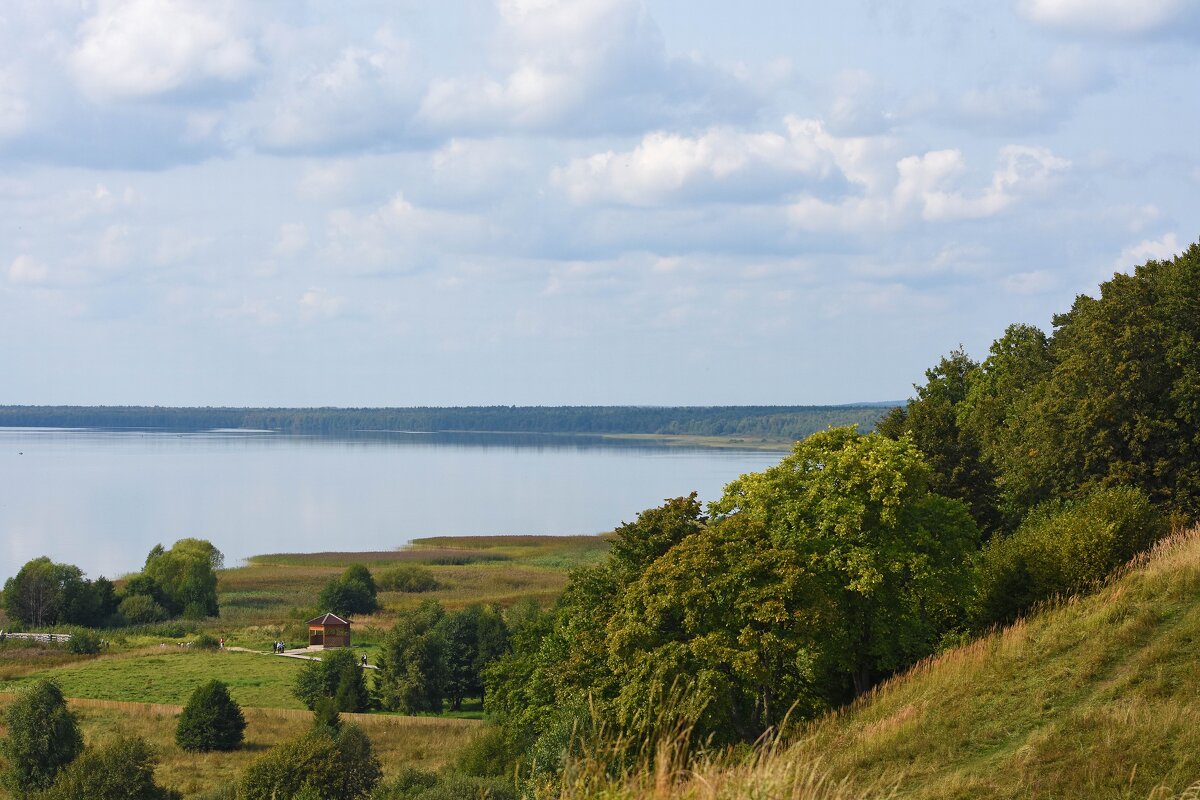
0;649;309;708
0;694;481;799
560;526;1200;800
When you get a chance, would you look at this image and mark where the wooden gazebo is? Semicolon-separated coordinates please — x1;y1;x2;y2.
307;613;351;648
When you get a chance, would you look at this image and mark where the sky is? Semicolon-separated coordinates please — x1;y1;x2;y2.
0;0;1197;407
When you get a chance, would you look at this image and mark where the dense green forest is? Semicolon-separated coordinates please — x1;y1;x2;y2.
0;404;891;441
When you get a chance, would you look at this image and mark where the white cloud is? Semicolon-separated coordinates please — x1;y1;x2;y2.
243;30;419;152
553;119;848;206
0;67;30;138
1119;232;1180;266
96;224;133;267
298;288;345;320
1017;0;1199;36
322;193;485;274
790;144;1069;231
7;254;49;284
826;69;893;136
417;0;756;135
70;0;258;101
273;223;308;258
1002;270;1059;294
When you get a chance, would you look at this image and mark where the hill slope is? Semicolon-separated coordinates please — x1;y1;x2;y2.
791;526;1200;799
578;527;1200;799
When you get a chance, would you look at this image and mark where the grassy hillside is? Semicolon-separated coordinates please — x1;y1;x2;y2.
569;526;1200;800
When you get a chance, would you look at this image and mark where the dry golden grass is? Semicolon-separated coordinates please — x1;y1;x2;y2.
0;695;482;799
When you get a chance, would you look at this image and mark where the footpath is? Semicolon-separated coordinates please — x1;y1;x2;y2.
225;644;378;669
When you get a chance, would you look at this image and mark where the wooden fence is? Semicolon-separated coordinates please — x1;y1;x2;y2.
0;631;73;644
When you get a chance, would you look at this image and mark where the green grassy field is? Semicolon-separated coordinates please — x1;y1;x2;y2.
0;649;309;708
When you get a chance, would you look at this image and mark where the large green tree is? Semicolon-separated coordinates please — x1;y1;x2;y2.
1008;244;1200;519
437;604;508;711
712;427;979;695
293;649;369;713
2;558;116;628
605;514;838;744
0;680;83;794
141;539;222;618
375;600;446;713
877;349;1002;535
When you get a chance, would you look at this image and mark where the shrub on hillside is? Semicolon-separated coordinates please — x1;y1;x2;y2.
67;629;103;654
974;485;1167;625
193;632;220;650
377;565;440;593
318;565;379;617
119;594;168;625
0;679;83;794
176;680;246;752
239;724;381;800
37;734;179;800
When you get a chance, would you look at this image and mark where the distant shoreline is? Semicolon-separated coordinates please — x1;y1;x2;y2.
0;403;895;444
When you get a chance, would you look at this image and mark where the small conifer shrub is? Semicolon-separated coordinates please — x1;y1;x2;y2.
175;680;246;752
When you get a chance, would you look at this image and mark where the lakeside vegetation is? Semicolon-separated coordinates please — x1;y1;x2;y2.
1;243;1198;797
0;404;891;442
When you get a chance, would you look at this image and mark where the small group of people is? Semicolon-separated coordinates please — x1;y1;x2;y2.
272;641;287;653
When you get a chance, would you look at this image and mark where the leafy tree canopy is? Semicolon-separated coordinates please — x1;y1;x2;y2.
141;539;222;618
0;680;83;794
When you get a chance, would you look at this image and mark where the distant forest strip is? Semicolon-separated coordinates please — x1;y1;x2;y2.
0;404;894;440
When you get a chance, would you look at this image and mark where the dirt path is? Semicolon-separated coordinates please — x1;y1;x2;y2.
224;645;379;668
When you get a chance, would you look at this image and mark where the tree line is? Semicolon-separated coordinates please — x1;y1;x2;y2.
0;404;891;440
2;539;223;629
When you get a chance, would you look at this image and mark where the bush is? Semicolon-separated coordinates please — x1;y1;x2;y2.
318;566;379;617
37;734;179;800
119;594;168;625
453;724;525;778
371;767;438;798
68;629;104;654
974;485;1167;625
240;724;381;800
0;679;83;794
193;632;221;650
377;565;440;593
175;680;246;752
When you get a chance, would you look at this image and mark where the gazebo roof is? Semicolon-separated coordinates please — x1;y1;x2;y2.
307;612;350;627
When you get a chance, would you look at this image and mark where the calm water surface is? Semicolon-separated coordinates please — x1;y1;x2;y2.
0;428;783;577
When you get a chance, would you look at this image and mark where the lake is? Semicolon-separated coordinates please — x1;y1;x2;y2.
0;428;784;578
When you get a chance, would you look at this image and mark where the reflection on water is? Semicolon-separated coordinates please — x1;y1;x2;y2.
0;428;782;578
